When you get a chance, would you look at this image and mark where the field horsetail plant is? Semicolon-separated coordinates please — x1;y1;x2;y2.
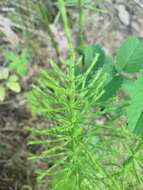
27;0;108;189
27;0;143;189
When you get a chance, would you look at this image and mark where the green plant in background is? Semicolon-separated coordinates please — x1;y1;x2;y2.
4;48;29;77
0;49;29;101
26;0;143;190
78;36;143;136
102;36;143;136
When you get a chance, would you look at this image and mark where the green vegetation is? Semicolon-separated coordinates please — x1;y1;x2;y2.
26;0;143;190
0;49;29;101
1;0;143;190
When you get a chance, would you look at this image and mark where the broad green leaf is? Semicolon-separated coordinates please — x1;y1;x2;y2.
0;85;6;101
103;56;116;75
8;75;19;82
7;81;21;93
116;36;143;73
0;68;9;80
82;43;105;72
121;79;135;95
7;75;21;93
77;44;106;84
100;75;123;101
127;74;143;137
133;111;143;136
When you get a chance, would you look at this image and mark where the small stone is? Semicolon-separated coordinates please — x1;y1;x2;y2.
116;4;130;26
